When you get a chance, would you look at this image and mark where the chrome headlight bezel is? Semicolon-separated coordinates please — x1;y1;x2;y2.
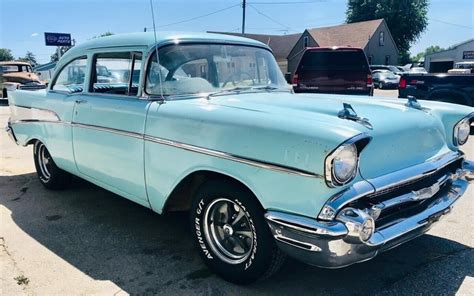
324;134;372;188
453;114;473;146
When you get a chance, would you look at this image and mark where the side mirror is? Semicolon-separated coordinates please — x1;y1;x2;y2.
284;73;291;84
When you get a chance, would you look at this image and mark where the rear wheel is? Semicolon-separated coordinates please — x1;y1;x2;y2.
190;179;285;284
33;141;71;189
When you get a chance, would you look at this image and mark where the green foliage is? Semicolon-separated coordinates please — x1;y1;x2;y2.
18;51;38;66
0;48;15;61
50;46;72;62
411;45;444;62
93;31;114;39
346;0;429;56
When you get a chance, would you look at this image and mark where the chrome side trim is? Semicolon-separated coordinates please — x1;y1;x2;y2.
10;105;61;122
319;150;464;220
12;118;321;178
265;211;348;237
145;135;322;178
72;122;144;140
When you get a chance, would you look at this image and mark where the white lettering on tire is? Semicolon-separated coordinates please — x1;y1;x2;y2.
195;199;213;259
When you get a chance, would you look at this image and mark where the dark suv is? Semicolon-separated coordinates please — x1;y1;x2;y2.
292;47;373;96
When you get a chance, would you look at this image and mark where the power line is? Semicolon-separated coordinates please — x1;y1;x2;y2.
145;3;240;29
248;4;293;31
429;18;474;30
249;0;327;4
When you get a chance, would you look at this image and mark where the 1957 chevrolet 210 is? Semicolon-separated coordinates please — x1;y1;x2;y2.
5;32;474;284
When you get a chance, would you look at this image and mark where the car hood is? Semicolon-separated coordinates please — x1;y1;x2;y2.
204;92;466;179
2;72;43;84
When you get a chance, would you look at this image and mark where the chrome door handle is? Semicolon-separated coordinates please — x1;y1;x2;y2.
75;99;87;104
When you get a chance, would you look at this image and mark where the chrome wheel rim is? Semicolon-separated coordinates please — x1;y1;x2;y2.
203;198;254;264
37;143;52;182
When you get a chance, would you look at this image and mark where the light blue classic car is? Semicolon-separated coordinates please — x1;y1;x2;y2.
6;32;474;284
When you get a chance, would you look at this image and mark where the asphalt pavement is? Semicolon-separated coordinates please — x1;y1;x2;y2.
0;93;473;295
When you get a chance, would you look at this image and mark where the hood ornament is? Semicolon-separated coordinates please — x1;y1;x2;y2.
338;103;373;130
406;96;423;110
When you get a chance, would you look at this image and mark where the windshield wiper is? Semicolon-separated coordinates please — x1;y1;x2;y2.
207;86;253;98
251;85;281;91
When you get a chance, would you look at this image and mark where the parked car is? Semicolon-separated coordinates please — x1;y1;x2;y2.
409;67;428;74
399;73;474;106
370;64;404;75
0;61;47;99
6;32;474;284
448;61;474;74
292;47;373;96
372;70;400;89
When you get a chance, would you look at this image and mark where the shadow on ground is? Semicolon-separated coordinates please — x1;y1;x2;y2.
1;173;472;295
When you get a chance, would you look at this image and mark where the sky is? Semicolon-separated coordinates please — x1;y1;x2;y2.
1;0;473;64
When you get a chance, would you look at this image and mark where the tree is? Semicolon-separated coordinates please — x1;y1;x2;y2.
346;0;429;58
411;45;444;62
50;46;73;62
93;31;114;39
18;51;38;66
0;48;15;61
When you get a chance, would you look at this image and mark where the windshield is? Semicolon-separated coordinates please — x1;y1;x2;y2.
455;63;474;69
298;50;369;71
378;72;398;78
146;43;288;96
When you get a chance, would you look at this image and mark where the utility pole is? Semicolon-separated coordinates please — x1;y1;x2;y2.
241;0;246;35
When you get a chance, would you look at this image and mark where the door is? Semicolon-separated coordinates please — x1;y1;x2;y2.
72;51;150;205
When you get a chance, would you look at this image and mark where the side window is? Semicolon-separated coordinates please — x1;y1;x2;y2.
52;57;87;93
91;52;142;96
303;36;309;48
379;32;385;46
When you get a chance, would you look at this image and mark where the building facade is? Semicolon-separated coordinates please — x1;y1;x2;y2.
424;39;474;73
214;19;399;78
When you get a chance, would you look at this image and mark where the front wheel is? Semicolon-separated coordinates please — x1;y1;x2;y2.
33;141;71;189
190;179;285;284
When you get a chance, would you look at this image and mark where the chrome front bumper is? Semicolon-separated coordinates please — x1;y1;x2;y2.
265;160;473;268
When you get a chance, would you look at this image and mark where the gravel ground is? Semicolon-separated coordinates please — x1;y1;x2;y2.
0;99;473;295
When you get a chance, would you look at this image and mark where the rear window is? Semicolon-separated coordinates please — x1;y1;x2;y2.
298;50;368;71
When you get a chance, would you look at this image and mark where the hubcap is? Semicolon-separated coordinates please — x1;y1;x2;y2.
37;143;52;182
203;198;254;264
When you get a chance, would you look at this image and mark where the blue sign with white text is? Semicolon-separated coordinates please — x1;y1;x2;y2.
44;32;72;46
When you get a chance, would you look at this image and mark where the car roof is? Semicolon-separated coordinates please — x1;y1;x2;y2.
304;46;363;51
64;32;269;58
0;61;31;66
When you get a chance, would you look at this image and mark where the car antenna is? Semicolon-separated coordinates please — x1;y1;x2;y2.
149;0;165;102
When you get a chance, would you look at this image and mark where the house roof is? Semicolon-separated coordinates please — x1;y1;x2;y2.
307;19;384;48
425;38;474;57
209;32;302;59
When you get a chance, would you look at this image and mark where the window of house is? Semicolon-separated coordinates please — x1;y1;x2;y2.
379;32;385;46
51;56;87;93
303;36;309;48
385;55;391;65
90;52;142;96
368;55;373;65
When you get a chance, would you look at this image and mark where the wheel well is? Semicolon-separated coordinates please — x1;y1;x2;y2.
163;170;260;213
26;138;39;146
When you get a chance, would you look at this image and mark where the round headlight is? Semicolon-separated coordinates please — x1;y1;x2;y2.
332;144;358;185
455;119;470;146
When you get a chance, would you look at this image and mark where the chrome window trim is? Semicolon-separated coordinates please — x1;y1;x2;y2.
142;41;275;99
11;118;321;178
